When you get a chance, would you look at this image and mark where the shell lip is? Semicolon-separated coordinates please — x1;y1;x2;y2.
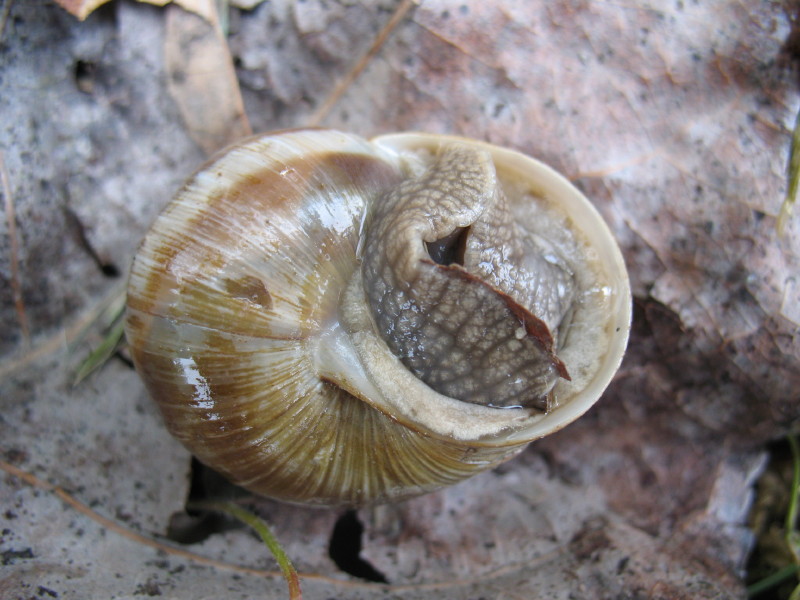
338;269;550;448
364;131;633;446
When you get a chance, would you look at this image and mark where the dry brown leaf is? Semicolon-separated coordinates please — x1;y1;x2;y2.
54;0;216;22
164;4;251;154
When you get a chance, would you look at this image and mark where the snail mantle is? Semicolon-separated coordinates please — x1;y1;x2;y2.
125;129;631;507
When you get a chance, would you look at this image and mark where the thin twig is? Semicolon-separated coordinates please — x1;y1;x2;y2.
306;0;417;127
0;0;13;42
1;151;30;347
0;457;567;592
0;457;285;579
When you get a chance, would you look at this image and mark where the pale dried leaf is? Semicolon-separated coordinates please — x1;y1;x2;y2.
53;0;110;20
55;0;217;22
165;4;251;154
230;0;267;9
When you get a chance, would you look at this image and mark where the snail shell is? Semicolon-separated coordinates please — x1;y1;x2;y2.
125;129;631;507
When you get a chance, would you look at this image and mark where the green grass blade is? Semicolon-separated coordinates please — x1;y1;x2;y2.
72;317;126;385
787;435;800;532
778;106;800;237
748;563;800;597
792;581;800;600
188;501;302;600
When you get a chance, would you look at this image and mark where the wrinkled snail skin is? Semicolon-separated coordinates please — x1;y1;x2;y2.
361;144;570;410
125;129;632;507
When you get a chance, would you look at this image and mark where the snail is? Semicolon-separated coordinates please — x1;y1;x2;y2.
125;129;631;507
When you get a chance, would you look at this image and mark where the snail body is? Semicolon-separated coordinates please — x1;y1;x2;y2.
125;129;631;506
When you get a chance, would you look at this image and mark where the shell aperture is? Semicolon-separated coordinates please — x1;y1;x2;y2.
361;144;573;409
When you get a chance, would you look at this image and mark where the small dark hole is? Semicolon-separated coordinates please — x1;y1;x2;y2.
74;60;97;94
113;349;134;370
166;459;244;544
167;510;227;545
328;510;389;583
425;226;470;266
101;263;120;277
74;59;94;78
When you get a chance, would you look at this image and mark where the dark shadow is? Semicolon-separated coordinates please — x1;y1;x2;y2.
166;458;245;545
328;510;389;584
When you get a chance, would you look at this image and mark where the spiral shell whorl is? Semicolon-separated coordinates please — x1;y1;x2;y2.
126;130;520;505
126;129;631;506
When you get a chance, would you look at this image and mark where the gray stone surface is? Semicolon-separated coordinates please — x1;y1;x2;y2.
1;1;797;598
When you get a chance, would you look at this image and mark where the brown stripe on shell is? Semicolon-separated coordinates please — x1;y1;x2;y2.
128;146;403;340
135;149;396;295
224;275;273;310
